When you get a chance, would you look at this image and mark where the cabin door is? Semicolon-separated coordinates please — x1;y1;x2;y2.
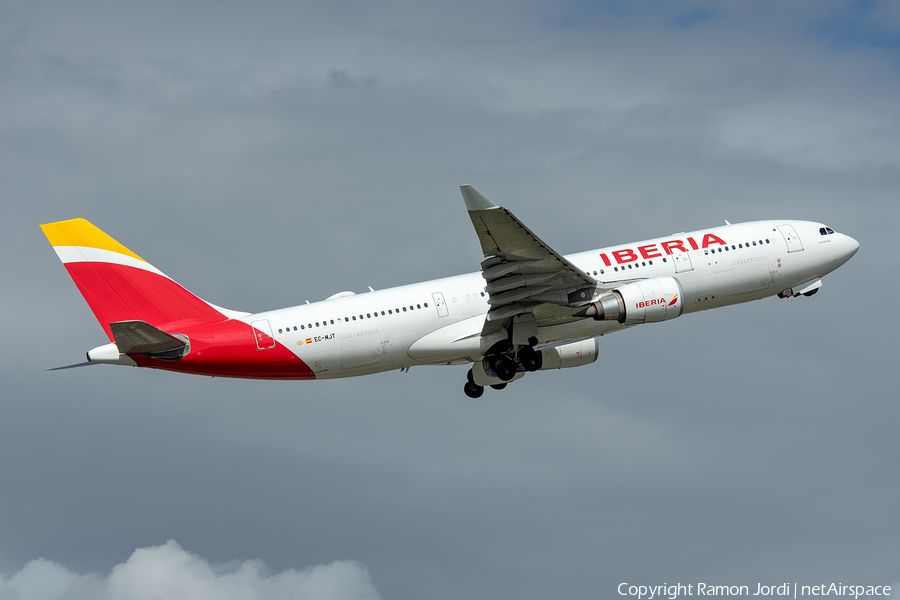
251;319;275;350
778;225;804;253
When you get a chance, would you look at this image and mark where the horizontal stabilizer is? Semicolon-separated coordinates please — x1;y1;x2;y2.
47;361;95;371
110;320;186;355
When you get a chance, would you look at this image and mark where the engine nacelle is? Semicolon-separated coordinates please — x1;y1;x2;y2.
579;277;684;324
539;338;599;370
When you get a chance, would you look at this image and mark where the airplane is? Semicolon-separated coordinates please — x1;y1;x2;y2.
41;185;859;397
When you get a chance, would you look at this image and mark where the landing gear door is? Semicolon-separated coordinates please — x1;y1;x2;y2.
778;225;804;253
251;319;275;350
432;292;449;317
672;250;693;273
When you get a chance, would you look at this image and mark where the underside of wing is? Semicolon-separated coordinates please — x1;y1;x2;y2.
460;186;601;335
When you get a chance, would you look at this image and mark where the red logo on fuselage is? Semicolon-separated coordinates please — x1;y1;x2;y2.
600;233;726;266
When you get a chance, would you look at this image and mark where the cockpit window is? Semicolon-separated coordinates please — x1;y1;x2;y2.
819;227;827;235
826;227;835;234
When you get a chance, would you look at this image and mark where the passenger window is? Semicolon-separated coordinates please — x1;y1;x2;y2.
402;307;407;312
352;316;356;321
417;304;421;309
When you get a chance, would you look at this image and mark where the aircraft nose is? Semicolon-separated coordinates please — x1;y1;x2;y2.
845;234;860;259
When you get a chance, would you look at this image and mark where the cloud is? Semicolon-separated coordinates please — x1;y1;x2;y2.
0;541;381;600
326;69;377;90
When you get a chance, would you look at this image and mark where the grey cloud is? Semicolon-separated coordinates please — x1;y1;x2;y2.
326;69;376;90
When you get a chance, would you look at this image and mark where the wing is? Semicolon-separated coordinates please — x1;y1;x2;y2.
461;185;599;335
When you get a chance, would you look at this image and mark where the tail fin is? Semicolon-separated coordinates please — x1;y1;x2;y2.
41;218;236;340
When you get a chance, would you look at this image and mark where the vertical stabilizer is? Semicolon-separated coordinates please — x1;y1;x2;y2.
41;219;231;340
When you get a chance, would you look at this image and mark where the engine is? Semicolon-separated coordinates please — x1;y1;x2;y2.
539;338;599;370
578;277;684;324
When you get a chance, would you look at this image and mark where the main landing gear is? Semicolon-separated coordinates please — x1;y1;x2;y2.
464;369;484;398
462;345;544;398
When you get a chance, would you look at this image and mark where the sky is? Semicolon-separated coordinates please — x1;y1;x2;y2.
1;1;899;598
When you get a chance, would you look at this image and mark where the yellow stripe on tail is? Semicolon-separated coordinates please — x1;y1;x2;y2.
40;218;146;262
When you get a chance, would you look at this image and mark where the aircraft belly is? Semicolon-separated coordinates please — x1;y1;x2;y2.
407;314;485;363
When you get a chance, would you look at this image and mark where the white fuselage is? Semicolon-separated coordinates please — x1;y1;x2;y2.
239;219;858;379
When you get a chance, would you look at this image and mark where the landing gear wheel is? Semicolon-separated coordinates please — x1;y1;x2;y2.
464;380;484;398
467;368;475;384
490;383;507;390
518;346;543;372
492;356;516;381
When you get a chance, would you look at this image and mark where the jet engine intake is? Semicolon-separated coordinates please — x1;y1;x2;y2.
578;277;684;324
